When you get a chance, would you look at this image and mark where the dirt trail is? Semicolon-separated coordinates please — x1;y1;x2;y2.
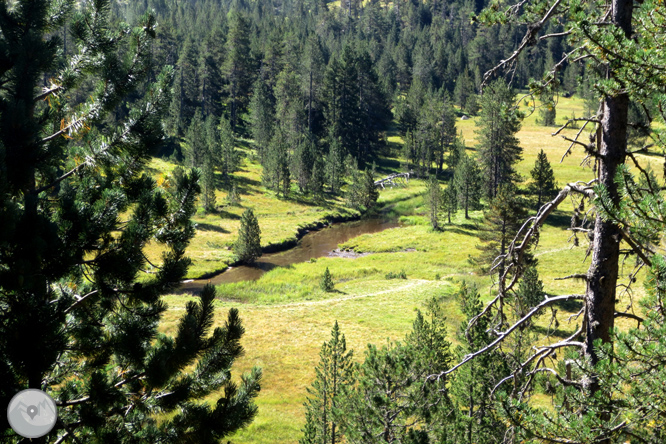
172;277;457;311
272;279;441;308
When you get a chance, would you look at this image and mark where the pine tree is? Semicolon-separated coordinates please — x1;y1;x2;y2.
326;135;345;195
293;138;314;194
263;130;291;197
200;28;225;119
322;46;390;165
302;35;326;135
275;67;305;147
248;78;275;159
346;167;378;211
472;184;527;276
0;2;261;442
454;69;476;114
437;95;458;173
320;267;335;292
513;265;545;321
447;136;467;173
443;177;459;224
185;110;207;168
202;159;217;213
218;114;239;179
300;322;354;444
537;95;557;126
222;11;253;132
340;301;452;443
454;153;483;219
172;38;200;133
529;149;557;208
226;180;242;206
476;79;523;198
449;282;508;444
310;157;326;200
234;209;262;264
425;175;443;230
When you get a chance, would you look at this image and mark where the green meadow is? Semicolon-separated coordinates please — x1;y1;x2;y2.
157;95;656;444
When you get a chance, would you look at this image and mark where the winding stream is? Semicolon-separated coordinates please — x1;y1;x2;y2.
178;218;400;293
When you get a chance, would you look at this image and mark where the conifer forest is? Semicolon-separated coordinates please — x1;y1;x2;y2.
2;0;666;442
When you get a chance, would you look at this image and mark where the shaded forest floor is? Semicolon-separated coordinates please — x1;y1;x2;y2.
157;95;657;444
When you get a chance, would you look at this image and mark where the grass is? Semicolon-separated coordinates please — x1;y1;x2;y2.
155;95;653;443
145;154;358;279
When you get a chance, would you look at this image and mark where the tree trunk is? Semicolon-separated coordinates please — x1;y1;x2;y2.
583;3;632;443
309;70;313;133
584;0;632;368
465;183;469;219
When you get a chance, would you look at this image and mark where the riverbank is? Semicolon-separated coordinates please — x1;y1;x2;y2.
145;157;370;279
180;218;402;292
191;209;366;282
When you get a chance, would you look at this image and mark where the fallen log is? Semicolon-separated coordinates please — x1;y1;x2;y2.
374;172;412;189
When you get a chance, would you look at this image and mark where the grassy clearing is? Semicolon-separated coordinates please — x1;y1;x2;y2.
156;95;652;443
145;154;357;279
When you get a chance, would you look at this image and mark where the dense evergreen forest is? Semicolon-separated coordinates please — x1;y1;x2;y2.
112;0;584;194
2;0;666;443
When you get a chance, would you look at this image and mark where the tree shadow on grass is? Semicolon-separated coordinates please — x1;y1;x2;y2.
215;208;241;220
287;193;330;208
372;157;403;176
196;222;229;234
551;295;584;313
441;226;477;236
544;210;573;229
532;323;577;340
222;173;261;195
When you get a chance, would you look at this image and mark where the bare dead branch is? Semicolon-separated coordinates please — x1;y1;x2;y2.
64;290;99;314
33;164;86;195
467;181;596;337
556;120;594;162
57;396;90;407
562;136;596;153
539;30;573;40
35;84;64;102
618;229;653;267
434;294;584;378
494;180;597;291
567;306;585;323
614;311;644;324
53;432;70;444
554;273;588;281
569;227;592;233
481;0;565;89
553;119;600;136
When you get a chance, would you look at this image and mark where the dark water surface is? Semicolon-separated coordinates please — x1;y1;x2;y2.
178;218;400;293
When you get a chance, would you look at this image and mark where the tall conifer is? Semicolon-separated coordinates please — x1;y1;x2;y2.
529;149;557;208
425;175;443;230
454;154;483;219
476;80;523;198
300;321;354;444
0;2;261;442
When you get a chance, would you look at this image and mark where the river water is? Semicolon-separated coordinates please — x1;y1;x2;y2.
178;218;400;293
